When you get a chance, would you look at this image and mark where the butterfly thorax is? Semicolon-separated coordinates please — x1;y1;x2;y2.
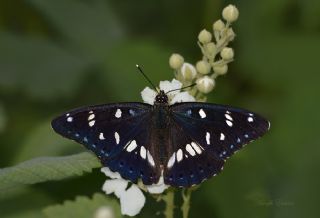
155;90;168;104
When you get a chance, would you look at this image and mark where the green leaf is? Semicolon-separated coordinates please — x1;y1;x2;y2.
27;0;124;60
0;32;91;99
43;193;122;218
0;187;54;218
0;152;101;193
12;120;80;164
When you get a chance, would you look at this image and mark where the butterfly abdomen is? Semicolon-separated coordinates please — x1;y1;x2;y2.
150;105;171;165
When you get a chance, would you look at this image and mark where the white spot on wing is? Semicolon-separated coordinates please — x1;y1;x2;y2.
147;151;155;166
88;114;95;121
114;132;120;144
247;117;254;122
67;117;73;122
177;149;183;162
191;142;202;154
167;153;176;168
126;140;137;152
206;132;211;145
115;109;122;118
89;120;95;127
140;146;147;159
220;133;225;141
185;144;196;156
99;133;105;140
226;120;233;127
66;113;70;117
225;114;233;121
199;109;206;118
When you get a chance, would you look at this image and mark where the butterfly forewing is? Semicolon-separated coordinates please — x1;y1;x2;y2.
51;103;161;185
163;102;270;187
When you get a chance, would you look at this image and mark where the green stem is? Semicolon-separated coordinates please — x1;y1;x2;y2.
163;190;175;218
181;188;193;218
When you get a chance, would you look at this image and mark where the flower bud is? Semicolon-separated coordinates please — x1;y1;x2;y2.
213;64;228;75
220;47;234;60
198;29;212;44
226;28;236;41
213;19;225;31
196;76;215;93
204;42;216;55
196;60;211;75
180;63;197;81
222;5;239;23
169;53;184;69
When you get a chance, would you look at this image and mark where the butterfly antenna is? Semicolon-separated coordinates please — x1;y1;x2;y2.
136;64;159;93
166;83;197;94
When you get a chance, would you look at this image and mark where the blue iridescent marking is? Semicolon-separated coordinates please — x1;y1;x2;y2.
83;137;88;142
75;133;80;138
129;109;135;116
230;144;234;149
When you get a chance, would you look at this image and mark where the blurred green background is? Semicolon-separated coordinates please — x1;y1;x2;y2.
1;0;320;217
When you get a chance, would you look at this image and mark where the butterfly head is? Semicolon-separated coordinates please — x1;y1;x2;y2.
155;90;168;104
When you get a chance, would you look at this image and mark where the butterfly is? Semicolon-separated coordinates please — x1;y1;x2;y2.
51;87;270;187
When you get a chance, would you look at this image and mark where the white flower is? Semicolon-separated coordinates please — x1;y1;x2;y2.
141;87;157;105
101;167;146;216
141;79;195;105
171;91;196;104
145;172;169;194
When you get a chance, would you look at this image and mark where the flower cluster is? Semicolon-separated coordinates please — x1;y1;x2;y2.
100;4;239;217
169;4;239;101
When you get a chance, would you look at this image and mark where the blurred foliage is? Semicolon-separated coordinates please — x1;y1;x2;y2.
0;152;100;196
0;0;320;218
43;193;121;218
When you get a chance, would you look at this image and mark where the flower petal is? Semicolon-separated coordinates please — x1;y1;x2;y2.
146;175;168;194
170;91;196;104
141;87;157;105
119;184;146;216
101;167;121;179
102;179;128;198
159;79;182;94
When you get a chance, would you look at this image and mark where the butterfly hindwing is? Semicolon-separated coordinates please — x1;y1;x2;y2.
163;102;270;187
51;103;161;185
164;120;225;187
